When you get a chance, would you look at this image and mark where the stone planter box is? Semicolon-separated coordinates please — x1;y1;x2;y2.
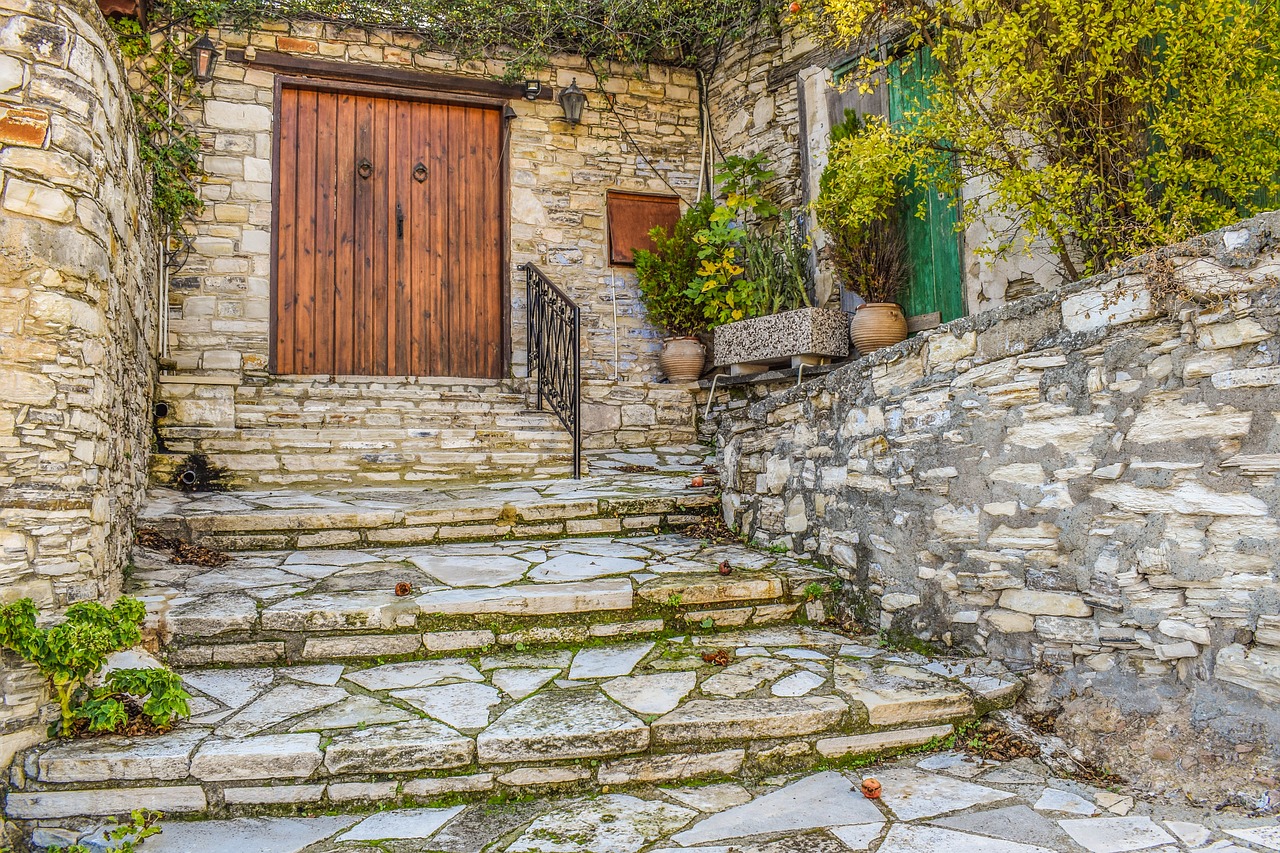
712;307;850;374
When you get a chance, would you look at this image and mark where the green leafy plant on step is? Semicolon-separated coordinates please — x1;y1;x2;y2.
51;808;163;853
0;598;189;736
665;593;684;608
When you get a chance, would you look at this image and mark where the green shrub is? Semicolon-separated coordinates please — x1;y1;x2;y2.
634;195;714;337
0;598;189;736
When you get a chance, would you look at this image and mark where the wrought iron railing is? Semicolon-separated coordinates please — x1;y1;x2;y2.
523;263;582;478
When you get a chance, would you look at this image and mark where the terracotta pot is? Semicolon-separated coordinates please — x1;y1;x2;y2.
660;336;706;381
850;303;908;356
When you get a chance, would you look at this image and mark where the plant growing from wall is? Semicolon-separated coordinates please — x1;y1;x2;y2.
687;153;813;326
0;598;190;737
634;196;714;337
51;809;164;853
109;18;207;236
799;0;1280;280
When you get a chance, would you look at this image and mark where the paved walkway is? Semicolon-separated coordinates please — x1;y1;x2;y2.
64;754;1280;852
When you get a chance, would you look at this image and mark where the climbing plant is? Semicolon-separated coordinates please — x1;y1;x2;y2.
152;0;772;78
109;17;206;238
798;0;1280;280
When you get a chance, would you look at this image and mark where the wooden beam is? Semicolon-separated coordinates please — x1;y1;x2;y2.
225;49;554;101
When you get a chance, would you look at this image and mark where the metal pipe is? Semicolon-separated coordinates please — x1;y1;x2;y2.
154;401;170;419
702;372;722;423
178;469;197;486
796;363;806;387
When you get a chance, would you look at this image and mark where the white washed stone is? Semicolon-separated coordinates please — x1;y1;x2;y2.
603;672;697;714
182;668;274;710
834;662;973;726
37;728;206;783
671;771;883;845
289;695;414;730
340;806;465;841
878;824;1058;853
392;683;501;729
478;688;648;762
568;641;654;679
492;667;560;700
324;719;473;773
217;684;346;737
662;783;753;812
409;554;528;587
771;670;826;696
1227;826;1280;850
344;659;483;691
1058;817;1176;853
508;795;695;853
652;696;846;743
871;769;1014;821
222;785;326;805
1035;787;1100;815
816;724;952;758
417;579;633;614
113;816;357;853
528;552;644;582
1164;821;1212;846
283;664;344;686
191;733;322;781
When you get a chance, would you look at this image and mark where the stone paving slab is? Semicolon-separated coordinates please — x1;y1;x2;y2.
139;445;719;550
10;630;1017;821
130;534;835;661
15;750;1271;851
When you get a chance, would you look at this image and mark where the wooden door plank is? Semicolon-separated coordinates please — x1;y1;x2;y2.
353;95;376;375
276;87;297;374
393;99;413;375
409;100;430;375
482;107;503;379
373;96;390;375
451;106;474;377
333;92;356;374
314;89;338;373
294;88;319;374
427;102;448;377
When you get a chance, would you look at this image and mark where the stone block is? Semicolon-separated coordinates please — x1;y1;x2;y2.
37;728;206;783
816;724;954;758
5;786;208;818
652;696;847;743
999;589;1091;618
3;176;74;222
328;780;398;801
425;629;496;651
324;720;474;773
597;748;745;785
0;105;49;147
223;784;325;805
497;766;591;786
191;733;322;781
403;773;494;797
478;689;648;763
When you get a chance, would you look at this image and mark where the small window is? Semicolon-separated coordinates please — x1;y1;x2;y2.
606;191;682;267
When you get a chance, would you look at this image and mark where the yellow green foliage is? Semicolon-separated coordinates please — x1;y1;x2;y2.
801;0;1280;278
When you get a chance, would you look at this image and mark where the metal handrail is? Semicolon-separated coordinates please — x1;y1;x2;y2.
522;263;582;478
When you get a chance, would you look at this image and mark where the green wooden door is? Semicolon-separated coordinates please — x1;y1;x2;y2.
887;50;965;325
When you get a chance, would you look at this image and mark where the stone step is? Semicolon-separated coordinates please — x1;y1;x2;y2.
3;628;1021;823
129;534;829;666
137;454;718;550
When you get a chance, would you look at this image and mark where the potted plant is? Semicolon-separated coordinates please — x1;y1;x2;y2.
687;154;849;373
635;196;713;381
816;110;914;355
833;213;911;355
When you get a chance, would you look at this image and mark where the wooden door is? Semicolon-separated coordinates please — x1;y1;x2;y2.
273;84;505;378
887;49;965;326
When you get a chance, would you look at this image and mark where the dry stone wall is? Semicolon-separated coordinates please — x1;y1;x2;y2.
0;0;160;769
717;212;1280;787
175;23;703;383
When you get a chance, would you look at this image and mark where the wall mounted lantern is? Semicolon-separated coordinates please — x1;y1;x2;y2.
522;80;543;100
191;34;220;83
558;79;587;126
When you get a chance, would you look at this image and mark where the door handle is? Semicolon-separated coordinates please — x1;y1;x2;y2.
396;202;404;239
413;162;427;182
358;158;373;179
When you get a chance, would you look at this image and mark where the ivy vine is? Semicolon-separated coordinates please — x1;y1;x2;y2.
110;17;206;236
155;0;773;78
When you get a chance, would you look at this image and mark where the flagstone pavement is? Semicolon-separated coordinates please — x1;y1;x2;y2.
56;753;1280;852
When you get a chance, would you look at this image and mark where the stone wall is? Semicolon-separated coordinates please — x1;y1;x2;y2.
0;0;160;769
716;212;1280;792
172;23;703;385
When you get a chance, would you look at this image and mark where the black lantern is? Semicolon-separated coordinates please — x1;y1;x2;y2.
558;79;587;126
522;80;542;100
191;34;220;83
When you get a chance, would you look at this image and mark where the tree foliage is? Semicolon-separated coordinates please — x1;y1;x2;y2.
801;0;1280;278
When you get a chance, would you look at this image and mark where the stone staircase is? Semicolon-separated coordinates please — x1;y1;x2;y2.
152;376;577;488
5;618;1021;828
2;450;1023;844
